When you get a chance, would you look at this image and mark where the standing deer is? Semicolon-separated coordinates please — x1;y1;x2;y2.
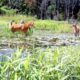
10;20;34;34
72;23;80;36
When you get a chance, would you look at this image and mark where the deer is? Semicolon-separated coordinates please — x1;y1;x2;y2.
10;20;34;34
72;23;80;36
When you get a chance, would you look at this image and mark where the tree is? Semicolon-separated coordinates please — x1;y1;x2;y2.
0;0;8;6
24;0;37;15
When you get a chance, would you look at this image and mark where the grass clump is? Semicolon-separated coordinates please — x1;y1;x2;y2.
34;20;71;33
0;46;80;80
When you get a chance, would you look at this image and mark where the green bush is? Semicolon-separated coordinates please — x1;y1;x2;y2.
0;6;16;15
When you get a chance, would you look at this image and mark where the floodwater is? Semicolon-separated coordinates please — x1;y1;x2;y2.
0;30;80;56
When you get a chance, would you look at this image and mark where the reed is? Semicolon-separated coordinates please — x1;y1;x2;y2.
0;46;80;80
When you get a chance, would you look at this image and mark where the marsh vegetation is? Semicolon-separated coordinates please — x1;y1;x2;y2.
0;15;80;80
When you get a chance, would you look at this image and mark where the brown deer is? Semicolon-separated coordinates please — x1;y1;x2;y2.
10;20;34;34
72;24;80;36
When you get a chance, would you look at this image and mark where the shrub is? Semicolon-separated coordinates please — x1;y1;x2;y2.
0;6;16;15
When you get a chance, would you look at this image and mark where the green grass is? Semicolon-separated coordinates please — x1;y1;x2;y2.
0;15;36;27
0;46;80;80
0;15;79;80
34;20;71;33
0;15;72;35
0;15;36;38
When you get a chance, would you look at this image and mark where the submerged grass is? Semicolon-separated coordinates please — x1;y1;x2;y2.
0;46;80;80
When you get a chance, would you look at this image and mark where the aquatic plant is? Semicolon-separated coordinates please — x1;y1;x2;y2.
0;46;80;80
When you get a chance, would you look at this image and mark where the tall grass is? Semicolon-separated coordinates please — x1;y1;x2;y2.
0;15;72;34
0;46;80;80
34;20;71;33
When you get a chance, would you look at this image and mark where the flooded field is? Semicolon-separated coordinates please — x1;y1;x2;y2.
0;30;80;56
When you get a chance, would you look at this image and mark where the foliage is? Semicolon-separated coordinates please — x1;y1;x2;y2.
34;20;71;33
0;46;80;80
0;0;8;6
0;15;71;38
27;28;33;36
0;6;16;15
0;0;79;20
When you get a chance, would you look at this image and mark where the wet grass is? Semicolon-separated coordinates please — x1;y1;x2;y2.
0;46;80;80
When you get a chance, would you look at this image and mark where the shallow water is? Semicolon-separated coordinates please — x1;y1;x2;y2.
0;48;15;56
0;30;80;56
